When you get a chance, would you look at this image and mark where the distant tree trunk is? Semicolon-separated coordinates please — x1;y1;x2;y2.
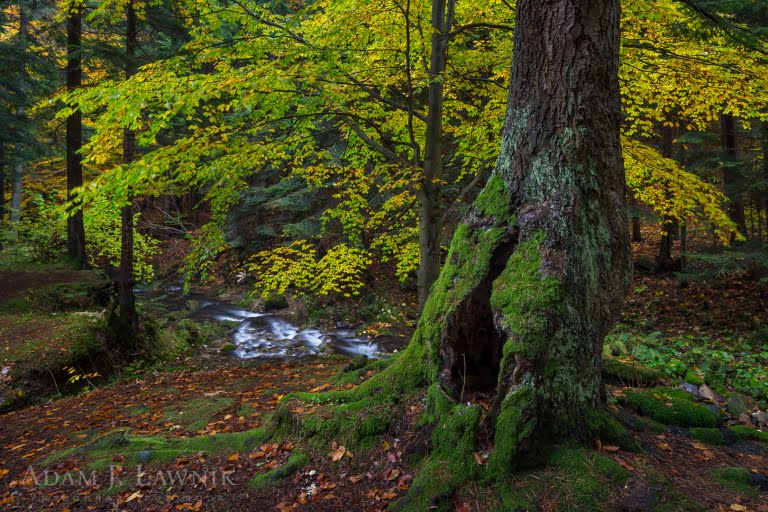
657;123;676;271
629;193;642;241
407;0;629;470
416;0;454;313
116;0;139;344
10;153;22;228
8;9;28;240
720;113;746;240
762;120;768;240
0;143;4;252
66;3;87;266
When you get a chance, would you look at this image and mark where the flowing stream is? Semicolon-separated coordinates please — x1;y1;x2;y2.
145;285;404;359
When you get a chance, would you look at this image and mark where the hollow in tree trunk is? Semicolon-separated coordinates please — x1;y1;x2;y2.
409;0;630;468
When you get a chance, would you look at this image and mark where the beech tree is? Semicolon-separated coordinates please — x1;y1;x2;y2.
276;0;631;506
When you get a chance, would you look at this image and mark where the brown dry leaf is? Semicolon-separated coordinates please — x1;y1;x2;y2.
457;503;470;512
386;469;400;481
0;469;8;480
383;491;398;500
349;474;365;483
691;441;708;450
729;505;747;511
381;441;391;451
603;445;620;452
125;490;143;502
658;442;672;452
474;452;484;465
330;444;347;462
311;383;333;393
696;450;715;461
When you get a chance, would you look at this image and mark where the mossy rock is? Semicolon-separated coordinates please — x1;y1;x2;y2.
616;411;667;434
221;343;237;352
618;389;718;428
689;427;725;445
44;429;267;470
603;357;660;386
263;292;289;311
729;425;768;444
683;369;705;386
711;467;762;498
251;451;308;488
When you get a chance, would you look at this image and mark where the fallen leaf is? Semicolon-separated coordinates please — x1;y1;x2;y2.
603;445;620;452
729;505;747;511
228;453;239;461
386;469;400;481
329;444;346;462
474;452;484;465
125;490;143;502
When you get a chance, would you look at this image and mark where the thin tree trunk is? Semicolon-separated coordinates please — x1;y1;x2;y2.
8;9;28;240
416;0;455;312
0;142;5;251
10;162;22;226
762;120;768;240
411;0;629;468
116;0;138;344
657;123;676;271
629;193;641;242
721;113;746;240
66;3;87;266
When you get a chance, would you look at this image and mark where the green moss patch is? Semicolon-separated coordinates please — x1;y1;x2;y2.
162;396;235;432
250;451;308;488
689;427;725;445
43;429;267;470
603;357;661;386
711;467;761;498
729;425;768;444
492;448;628;512
618;389;717;428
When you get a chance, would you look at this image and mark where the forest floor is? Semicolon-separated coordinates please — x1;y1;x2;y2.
1;238;768;511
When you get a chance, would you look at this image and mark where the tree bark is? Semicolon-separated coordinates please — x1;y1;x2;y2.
116;0;139;344
411;0;629;466
762;120;768;240
9;162;22;226
629;192;641;242
656;123;676;271
416;0;455;312
720;113;746;240
66;3;88;266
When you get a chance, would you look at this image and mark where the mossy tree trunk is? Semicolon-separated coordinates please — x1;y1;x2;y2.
410;0;630;468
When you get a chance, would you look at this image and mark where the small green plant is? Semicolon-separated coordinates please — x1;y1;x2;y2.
64;366;101;389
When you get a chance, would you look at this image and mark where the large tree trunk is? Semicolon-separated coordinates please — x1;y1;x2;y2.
410;0;629;469
416;0;454;312
115;0;139;345
720;113;746;240
66;4;88;266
